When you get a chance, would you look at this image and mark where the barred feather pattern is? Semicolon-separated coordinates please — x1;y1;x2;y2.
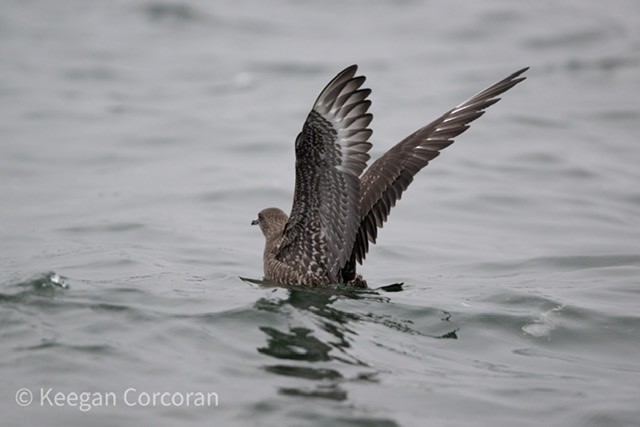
274;65;373;285
341;67;529;281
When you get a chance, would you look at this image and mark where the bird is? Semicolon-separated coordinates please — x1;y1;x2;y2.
252;65;527;288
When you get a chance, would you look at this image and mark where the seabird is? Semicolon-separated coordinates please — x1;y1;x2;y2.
252;65;527;287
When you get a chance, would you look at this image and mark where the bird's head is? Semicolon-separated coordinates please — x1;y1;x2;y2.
251;207;289;239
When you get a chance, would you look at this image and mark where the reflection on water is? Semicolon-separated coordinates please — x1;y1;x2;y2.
259;326;334;362
254;286;458;401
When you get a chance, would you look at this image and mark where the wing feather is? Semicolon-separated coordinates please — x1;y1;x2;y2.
277;65;373;283
348;67;528;269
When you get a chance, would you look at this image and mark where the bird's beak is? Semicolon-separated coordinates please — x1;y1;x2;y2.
251;219;259;226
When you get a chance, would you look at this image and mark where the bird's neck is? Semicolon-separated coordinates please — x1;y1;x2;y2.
263;234;283;266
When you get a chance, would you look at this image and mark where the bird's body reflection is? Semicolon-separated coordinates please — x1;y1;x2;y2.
247;282;458;401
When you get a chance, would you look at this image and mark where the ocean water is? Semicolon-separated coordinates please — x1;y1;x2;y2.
2;0;640;426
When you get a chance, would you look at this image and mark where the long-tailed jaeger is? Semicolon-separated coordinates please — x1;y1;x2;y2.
252;65;527;288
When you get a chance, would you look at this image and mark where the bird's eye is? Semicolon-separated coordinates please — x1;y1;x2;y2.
258;213;264;221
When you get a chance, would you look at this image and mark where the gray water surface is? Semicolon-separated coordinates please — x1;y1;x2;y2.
2;1;640;426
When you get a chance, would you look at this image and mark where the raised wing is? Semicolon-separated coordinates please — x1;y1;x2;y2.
277;65;373;283
349;67;528;269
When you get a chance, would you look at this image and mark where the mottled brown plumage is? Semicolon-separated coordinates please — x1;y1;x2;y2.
253;65;527;287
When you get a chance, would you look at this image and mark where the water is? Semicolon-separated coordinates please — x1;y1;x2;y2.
2;0;640;426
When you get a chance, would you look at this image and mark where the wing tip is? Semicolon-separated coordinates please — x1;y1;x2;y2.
507;66;530;85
